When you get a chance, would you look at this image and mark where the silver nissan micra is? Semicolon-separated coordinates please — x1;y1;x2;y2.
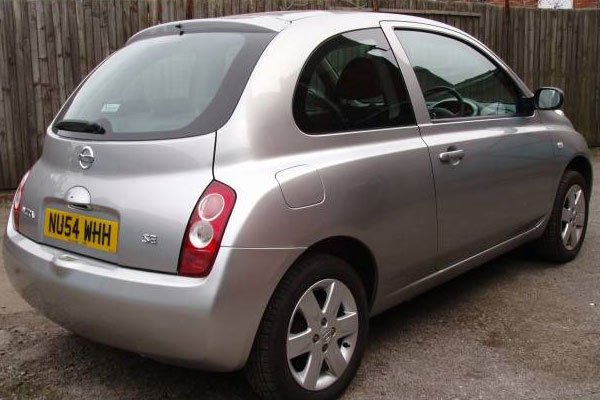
3;11;592;400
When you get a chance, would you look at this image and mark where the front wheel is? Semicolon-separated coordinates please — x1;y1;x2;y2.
246;254;369;400
536;170;589;263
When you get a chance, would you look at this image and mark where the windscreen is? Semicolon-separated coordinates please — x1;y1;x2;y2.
54;29;276;140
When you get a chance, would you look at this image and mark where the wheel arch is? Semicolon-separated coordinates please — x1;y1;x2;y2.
565;155;593;191
297;236;379;311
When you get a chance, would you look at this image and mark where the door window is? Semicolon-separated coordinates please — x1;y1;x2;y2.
395;30;523;120
294;29;415;134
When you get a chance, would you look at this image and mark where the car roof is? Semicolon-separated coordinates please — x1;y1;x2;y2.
128;10;452;44
222;10;447;30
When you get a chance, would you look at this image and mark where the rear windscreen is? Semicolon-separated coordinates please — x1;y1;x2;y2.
54;28;276;141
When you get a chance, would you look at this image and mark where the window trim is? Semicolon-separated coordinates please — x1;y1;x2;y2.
381;22;535;125
292;27;418;136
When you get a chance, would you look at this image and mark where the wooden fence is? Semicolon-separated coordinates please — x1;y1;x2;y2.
0;0;599;188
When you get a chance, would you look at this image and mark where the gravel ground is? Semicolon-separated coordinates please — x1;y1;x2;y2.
1;154;599;400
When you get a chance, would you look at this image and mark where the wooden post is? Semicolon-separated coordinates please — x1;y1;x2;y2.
504;0;511;60
186;0;193;19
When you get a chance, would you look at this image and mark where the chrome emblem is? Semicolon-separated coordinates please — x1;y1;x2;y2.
21;206;35;219
79;146;95;169
321;328;334;345
142;234;158;245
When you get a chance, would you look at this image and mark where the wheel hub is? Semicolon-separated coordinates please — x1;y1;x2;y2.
321;327;334;345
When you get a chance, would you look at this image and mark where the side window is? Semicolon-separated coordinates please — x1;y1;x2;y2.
395;30;523;120
294;29;416;134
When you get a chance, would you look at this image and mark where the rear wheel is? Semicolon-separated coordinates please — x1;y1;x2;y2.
536;170;589;263
246;254;368;400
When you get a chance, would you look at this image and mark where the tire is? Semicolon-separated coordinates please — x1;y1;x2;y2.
536;170;589;263
246;253;369;400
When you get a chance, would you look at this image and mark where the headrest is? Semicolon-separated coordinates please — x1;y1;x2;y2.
335;57;383;101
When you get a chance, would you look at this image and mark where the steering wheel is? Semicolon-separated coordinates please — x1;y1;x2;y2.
423;86;466;119
353;101;412;127
301;84;348;128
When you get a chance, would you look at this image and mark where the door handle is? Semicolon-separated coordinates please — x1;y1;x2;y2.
439;149;465;164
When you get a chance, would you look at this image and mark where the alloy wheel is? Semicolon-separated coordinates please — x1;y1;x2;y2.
286;279;359;391
561;184;586;250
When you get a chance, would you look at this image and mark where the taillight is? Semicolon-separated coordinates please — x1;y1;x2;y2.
12;170;31;232
178;181;236;277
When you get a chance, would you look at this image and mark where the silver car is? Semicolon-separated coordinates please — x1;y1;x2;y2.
3;11;592;400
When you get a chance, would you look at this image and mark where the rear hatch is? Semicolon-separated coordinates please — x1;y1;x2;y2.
17;22;276;274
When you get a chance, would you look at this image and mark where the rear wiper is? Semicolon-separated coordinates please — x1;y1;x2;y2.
55;119;106;134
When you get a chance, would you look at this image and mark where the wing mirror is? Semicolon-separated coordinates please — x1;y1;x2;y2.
534;87;564;110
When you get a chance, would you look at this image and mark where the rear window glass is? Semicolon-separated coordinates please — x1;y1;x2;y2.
54;28;276;141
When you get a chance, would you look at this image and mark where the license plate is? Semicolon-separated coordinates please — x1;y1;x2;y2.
44;208;119;253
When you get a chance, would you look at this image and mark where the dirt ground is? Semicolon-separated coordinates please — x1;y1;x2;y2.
0;154;599;400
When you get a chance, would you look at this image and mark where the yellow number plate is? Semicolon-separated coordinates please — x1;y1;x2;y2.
44;208;119;253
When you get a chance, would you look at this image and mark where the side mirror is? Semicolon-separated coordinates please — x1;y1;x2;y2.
534;87;564;110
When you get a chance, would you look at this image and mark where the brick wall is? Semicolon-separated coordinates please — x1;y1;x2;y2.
573;0;600;7
472;0;599;7
478;0;538;7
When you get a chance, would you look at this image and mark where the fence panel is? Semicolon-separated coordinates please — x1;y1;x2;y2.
0;0;598;188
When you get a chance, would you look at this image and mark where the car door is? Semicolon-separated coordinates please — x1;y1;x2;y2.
382;22;556;268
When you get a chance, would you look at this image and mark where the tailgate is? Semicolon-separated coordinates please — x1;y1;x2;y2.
18;131;215;274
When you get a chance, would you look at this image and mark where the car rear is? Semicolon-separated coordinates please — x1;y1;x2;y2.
2;19;300;370
17;21;277;276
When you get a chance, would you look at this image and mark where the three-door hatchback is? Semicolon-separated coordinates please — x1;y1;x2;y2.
3;11;592;400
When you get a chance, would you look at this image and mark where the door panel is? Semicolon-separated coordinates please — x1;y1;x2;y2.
420;119;555;266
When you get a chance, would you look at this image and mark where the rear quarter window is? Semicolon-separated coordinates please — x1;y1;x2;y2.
293;28;416;135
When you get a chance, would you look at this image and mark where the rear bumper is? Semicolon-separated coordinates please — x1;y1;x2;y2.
3;217;303;371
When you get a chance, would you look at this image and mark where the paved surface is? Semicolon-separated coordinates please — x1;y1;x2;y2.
1;154;599;400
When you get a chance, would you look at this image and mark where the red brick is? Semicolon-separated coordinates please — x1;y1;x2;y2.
464;0;539;8
464;0;599;7
573;0;600;7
